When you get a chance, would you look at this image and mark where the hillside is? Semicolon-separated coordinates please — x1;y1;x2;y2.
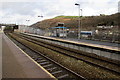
30;13;120;31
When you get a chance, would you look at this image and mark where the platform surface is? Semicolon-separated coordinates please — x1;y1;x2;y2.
0;31;2;79
2;32;54;79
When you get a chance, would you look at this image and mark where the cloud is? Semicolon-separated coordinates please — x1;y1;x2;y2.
1;2;43;16
118;1;120;13
0;0;119;25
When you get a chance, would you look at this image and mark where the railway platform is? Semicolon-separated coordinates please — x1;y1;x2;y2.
0;31;2;80
21;32;120;61
1;32;55;79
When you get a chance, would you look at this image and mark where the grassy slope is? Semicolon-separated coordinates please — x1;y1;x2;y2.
30;13;120;30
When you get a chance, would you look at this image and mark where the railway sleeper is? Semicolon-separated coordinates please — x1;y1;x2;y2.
46;67;57;71
42;64;53;68
39;62;50;65
57;74;69;79
51;70;63;75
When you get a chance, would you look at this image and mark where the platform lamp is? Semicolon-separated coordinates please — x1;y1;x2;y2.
38;15;44;35
26;20;30;33
37;15;43;29
75;3;82;39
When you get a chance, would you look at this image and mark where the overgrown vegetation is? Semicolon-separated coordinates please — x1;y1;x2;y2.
30;13;120;31
30;13;120;43
54;16;79;19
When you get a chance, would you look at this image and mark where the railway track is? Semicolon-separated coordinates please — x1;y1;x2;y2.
6;33;86;79
14;33;120;75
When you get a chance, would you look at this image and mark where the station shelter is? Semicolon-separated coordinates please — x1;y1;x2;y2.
50;26;68;37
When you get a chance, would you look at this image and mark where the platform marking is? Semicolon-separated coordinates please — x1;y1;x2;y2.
5;33;56;79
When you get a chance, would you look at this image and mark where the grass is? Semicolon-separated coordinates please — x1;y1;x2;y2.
54;16;81;19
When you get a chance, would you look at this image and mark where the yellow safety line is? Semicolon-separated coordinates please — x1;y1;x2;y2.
5;33;56;79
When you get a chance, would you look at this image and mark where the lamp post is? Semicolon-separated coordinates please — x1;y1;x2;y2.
37;15;43;28
80;9;82;39
75;3;82;39
38;15;43;35
26;20;30;26
26;20;30;33
38;15;43;18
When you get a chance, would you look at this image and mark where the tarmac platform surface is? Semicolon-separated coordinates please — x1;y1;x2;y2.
0;31;2;79
1;32;54;79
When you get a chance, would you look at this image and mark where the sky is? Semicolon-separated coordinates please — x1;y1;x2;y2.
0;0;120;25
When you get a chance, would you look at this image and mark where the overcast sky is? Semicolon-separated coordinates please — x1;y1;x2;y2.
0;0;119;25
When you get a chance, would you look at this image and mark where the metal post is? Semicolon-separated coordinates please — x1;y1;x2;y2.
75;3;81;39
63;27;65;38
78;5;81;39
80;9;82;39
26;20;30;33
38;15;43;35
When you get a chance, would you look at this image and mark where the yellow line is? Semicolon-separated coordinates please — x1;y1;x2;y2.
5;33;56;79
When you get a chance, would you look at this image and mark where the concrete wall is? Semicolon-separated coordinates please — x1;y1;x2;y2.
38;37;120;61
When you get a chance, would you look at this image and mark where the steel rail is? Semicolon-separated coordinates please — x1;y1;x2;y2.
15;33;120;75
7;33;87;80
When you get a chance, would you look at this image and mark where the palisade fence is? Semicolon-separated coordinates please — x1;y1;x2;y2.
18;25;120;43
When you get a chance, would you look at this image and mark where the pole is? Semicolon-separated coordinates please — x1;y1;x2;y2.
26;20;30;33
80;9;82;39
38;15;43;35
75;3;81;39
78;5;80;39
